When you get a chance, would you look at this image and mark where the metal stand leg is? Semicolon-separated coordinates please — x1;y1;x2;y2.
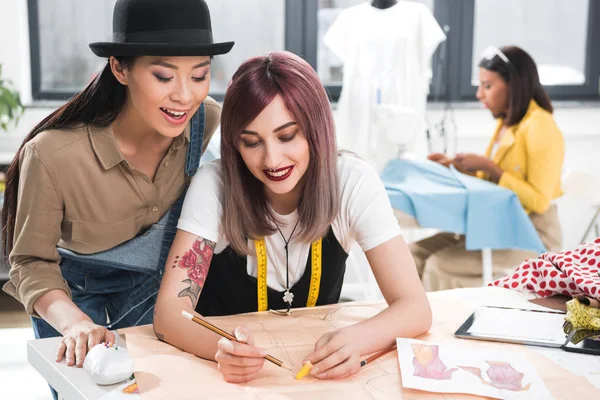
481;248;493;285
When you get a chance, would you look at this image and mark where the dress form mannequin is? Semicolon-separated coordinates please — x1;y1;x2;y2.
324;0;446;169
371;0;397;9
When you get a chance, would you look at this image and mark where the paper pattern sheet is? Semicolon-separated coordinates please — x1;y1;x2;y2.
119;295;600;399
123;303;411;399
397;338;554;399
538;349;600;391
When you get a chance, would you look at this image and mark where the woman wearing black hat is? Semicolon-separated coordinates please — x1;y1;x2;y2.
1;0;234;378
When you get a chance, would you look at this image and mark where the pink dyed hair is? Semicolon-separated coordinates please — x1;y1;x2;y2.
220;51;340;255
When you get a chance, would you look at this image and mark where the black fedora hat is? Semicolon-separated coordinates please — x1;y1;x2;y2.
89;0;234;57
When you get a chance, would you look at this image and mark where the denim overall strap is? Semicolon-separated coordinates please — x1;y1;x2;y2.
186;102;205;178
156;102;205;274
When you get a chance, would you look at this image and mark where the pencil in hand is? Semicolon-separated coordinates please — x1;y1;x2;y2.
294;361;313;380
360;344;397;367
181;310;292;371
295;344;398;380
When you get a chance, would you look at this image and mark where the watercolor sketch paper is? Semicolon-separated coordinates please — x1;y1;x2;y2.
397;338;554;399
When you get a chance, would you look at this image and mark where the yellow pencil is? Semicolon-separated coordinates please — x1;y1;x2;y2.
295;344;397;380
295;361;313;380
181;310;292;371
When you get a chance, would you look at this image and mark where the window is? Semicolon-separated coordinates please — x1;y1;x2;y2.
454;0;600;100
27;0;287;101
471;0;589;87
28;0;600;102
204;0;286;95
461;0;600;100
305;0;600;102
28;0;117;100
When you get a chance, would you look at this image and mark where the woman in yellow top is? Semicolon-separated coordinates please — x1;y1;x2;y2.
414;45;564;291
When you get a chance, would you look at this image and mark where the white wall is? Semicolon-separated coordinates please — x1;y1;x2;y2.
428;104;600;173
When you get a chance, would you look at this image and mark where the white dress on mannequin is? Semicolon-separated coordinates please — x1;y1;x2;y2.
324;1;445;170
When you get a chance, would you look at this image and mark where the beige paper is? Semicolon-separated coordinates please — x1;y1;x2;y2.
120;295;600;399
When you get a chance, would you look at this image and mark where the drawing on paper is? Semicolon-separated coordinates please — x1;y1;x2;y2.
259;322;297;367
458;361;531;391
397;338;554;399
411;343;457;380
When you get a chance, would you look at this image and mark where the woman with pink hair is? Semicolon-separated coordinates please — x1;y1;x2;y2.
154;51;430;382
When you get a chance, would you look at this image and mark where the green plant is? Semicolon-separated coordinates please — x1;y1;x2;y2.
0;64;24;131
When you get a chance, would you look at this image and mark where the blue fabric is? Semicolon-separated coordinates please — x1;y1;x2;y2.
380;159;546;253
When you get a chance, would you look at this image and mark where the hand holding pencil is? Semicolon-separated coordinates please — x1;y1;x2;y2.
181;311;291;383
182;310;396;382
301;327;396;380
214;326;267;383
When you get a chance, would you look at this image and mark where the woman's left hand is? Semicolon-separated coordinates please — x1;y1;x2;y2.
303;327;363;380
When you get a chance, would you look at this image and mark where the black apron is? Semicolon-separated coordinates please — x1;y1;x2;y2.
196;227;349;316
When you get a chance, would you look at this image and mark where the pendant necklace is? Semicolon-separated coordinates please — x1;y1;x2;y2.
273;218;300;310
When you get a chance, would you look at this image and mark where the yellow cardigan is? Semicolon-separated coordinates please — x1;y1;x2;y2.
477;100;564;214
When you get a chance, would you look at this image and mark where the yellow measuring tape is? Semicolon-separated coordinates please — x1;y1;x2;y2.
255;238;322;312
563;298;600;344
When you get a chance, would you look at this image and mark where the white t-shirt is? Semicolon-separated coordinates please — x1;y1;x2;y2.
323;2;446;170
178;154;402;291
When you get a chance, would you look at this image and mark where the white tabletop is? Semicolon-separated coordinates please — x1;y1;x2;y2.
27;332;128;400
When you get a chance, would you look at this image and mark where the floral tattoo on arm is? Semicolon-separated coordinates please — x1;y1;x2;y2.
173;238;216;307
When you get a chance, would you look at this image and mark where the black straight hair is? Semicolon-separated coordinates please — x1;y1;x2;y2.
479;46;553;126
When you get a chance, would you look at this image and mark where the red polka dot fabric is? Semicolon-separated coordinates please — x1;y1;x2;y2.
489;237;600;300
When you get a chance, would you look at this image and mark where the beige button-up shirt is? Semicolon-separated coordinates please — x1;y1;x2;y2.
3;97;221;315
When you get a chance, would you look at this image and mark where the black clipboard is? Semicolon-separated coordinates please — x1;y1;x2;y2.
455;306;600;355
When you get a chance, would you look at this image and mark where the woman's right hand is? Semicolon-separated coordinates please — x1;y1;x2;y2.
56;319;115;367
215;326;267;383
427;153;453;168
